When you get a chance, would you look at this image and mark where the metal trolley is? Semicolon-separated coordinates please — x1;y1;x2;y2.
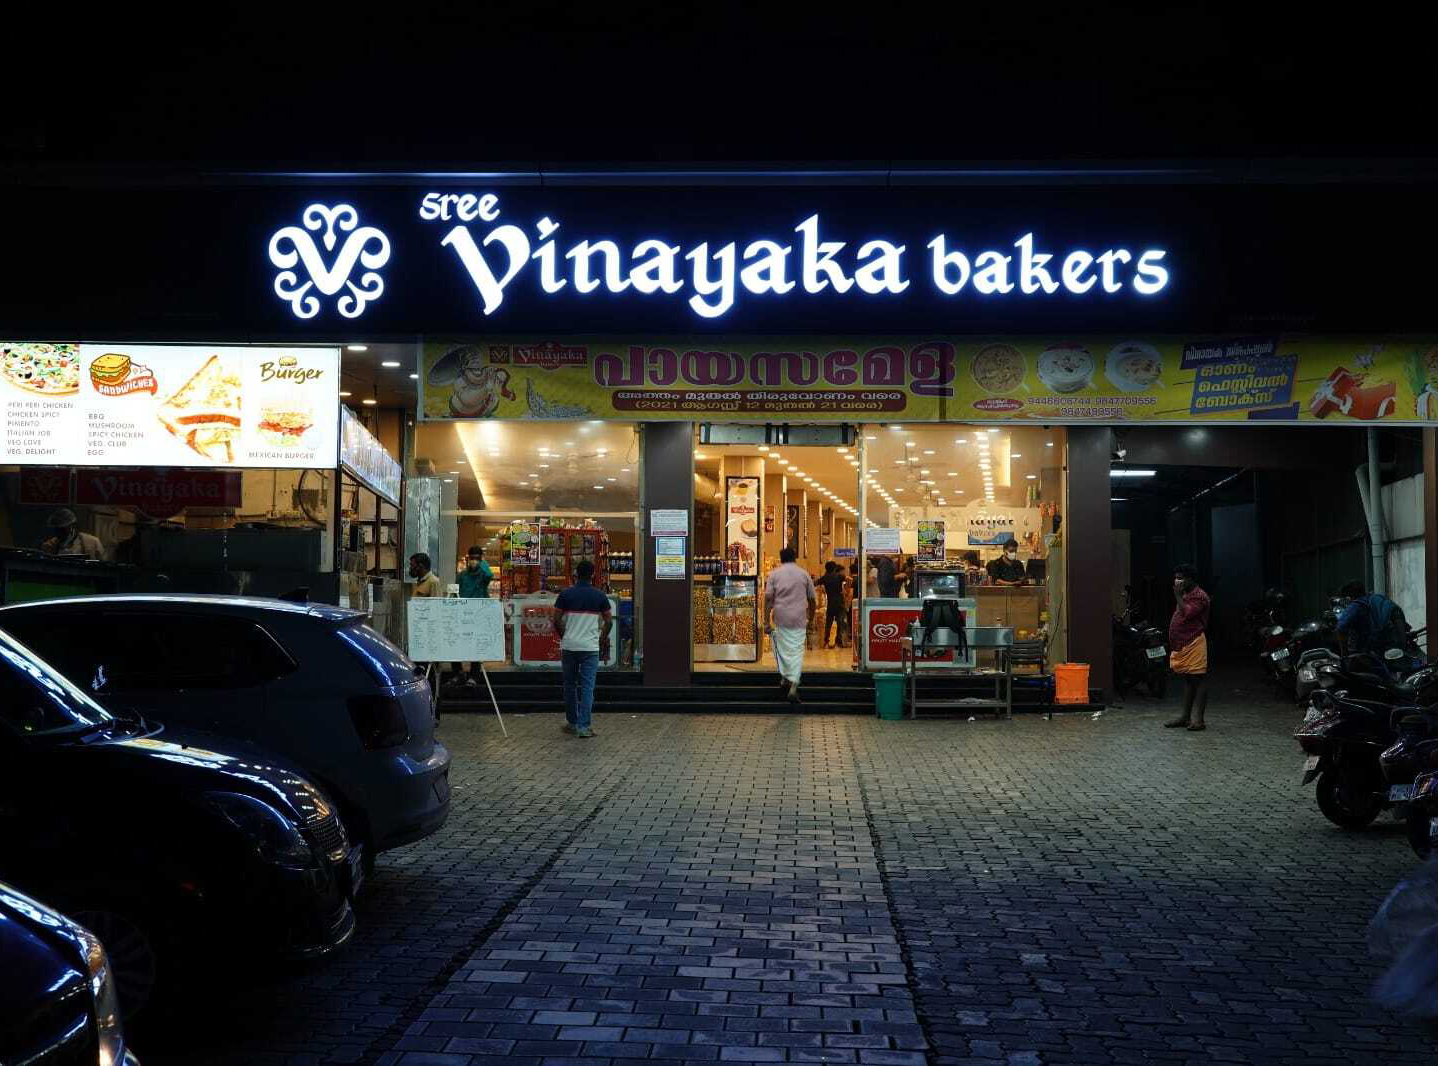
901;624;1015;720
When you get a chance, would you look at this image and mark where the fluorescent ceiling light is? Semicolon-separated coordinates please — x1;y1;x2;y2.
1046;441;1055;447
361;398;377;405
381;360;401;368
1110;469;1157;477
593;484;604;489
345;344;368;352
1011;453;1022;459
338;390;352;397
408;373;419;380
1026;474;1038;480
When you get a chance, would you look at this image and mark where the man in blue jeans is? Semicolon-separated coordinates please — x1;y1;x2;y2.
553;560;612;738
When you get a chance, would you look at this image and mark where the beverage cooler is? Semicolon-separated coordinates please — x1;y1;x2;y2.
693;574;759;663
913;567;967;599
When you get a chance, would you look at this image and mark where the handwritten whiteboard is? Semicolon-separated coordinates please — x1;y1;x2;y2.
407;598;506;663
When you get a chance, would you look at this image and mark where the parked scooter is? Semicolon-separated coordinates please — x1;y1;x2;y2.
1296;664;1438;829
1267;599;1343;700
1112;597;1168;699
1405;768;1438;858
1377;707;1438;821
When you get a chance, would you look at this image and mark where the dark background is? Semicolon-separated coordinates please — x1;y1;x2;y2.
5;5;1438;168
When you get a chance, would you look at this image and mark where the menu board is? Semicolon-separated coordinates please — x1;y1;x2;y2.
725;476;760;576
408;597;505;663
917;521;946;562
0;342;340;468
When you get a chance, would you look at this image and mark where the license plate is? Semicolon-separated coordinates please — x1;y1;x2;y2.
1390;784;1414;803
347;845;365;899
1145;647;1166;659
1273;648;1290;661
1304;755;1321;772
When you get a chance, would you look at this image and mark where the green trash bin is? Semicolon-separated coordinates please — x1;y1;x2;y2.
874;673;905;720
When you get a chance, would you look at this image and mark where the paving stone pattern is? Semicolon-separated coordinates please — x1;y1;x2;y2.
137;678;1438;1064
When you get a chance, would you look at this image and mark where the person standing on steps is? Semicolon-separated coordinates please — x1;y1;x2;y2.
553;559;611;739
765;547;816;704
457;546;495;687
819;561;849;649
1165;563;1212;731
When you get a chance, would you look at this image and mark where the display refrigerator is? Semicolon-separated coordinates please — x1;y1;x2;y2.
913;567;967;599
693;574;759;663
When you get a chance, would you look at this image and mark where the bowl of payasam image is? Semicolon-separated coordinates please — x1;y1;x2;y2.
970;343;1027;393
1036;343;1096;393
1104;341;1164;392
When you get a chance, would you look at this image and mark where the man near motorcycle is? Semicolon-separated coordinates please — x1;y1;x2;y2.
1336;580;1407;658
1165;564;1212;731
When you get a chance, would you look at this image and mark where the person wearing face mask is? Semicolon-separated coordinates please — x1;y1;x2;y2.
1166;563;1212;731
458;545;494;599
986;538;1026;586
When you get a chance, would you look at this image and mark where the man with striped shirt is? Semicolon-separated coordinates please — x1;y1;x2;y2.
553;560;612;738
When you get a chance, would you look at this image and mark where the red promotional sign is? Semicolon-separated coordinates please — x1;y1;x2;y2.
865;607;956;664
517;605;562;663
74;468;242;519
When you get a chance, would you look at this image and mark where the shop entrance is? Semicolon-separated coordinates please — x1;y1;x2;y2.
693;426;862;673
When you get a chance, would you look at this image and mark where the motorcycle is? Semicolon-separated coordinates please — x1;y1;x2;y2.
1296;663;1438;829
1112;599;1168;699
1267;600;1342;700
1377;706;1438;822
1243;588;1288;653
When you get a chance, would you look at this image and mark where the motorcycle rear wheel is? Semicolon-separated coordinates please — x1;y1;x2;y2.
1316;766;1383;829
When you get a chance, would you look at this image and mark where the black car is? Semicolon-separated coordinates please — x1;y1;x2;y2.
0;628;358;1017
0;880;140;1065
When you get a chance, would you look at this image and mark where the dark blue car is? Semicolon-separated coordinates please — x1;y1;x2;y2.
0;879;140;1065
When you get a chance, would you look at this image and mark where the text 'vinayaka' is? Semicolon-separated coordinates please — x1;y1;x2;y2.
419;193;1170;319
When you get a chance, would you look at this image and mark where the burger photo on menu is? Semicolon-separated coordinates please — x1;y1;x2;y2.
257;401;315;448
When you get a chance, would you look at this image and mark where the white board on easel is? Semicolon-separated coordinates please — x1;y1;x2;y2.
407;597;505;662
407;597;509;735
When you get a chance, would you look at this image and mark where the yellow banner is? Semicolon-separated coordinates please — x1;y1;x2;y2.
422;336;1438;424
951;336;1438;424
420;338;947;422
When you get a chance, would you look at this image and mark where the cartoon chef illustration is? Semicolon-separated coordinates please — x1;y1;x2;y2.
449;350;516;417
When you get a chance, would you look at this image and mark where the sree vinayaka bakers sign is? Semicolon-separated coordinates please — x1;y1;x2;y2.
266;193;1170;323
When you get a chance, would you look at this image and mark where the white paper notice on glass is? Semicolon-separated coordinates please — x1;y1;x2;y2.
407;597;505;662
655;536;687;579
650;509;689;537
864;528;903;554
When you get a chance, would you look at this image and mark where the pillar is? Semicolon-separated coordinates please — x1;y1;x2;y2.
1066;426;1113;695
641;423;693;686
1426;428;1437;639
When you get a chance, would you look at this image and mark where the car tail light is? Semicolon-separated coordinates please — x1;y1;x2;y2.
348;695;410;749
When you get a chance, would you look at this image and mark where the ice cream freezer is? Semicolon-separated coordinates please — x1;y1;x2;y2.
509;594;621;668
859;597;978;670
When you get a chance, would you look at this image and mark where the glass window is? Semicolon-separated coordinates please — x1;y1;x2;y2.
8;612;297;693
0;631;112;736
413;418;642;670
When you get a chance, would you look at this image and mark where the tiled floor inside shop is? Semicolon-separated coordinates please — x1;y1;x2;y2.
132;669;1438;1065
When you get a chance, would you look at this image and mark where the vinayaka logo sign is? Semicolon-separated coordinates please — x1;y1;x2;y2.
267;194;1170;322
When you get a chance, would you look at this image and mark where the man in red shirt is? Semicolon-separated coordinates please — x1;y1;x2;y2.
1165;563;1212;731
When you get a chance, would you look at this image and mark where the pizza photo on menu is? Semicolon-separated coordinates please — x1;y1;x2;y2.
155;354;243;462
0;342;81;395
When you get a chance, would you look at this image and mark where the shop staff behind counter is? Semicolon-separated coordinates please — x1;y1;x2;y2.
985;538;1026;586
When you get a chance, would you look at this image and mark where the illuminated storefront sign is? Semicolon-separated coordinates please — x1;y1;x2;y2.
268;194;1169;321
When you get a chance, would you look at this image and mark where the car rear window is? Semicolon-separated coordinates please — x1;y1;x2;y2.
336;623;417;687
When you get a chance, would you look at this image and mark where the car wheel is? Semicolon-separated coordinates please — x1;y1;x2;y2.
71;907;159;1020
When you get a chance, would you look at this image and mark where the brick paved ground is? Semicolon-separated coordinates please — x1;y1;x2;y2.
135;673;1438;1065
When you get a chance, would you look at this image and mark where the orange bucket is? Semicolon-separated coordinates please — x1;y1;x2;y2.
1053;663;1090;705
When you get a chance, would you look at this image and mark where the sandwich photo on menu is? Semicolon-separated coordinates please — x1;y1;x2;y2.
156;354;242;462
